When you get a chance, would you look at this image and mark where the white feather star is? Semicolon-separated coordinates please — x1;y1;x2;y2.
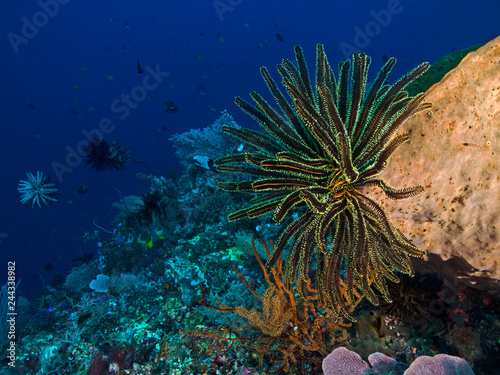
17;171;58;208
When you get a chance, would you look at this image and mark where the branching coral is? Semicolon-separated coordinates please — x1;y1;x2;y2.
182;239;363;373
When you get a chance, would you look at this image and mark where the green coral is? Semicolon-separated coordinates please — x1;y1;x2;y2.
406;42;485;96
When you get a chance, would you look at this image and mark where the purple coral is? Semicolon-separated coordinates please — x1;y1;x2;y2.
404;354;475;375
368;352;408;375
322;347;370;375
322;348;475;375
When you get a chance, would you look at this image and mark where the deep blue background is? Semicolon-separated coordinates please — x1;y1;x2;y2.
1;0;499;299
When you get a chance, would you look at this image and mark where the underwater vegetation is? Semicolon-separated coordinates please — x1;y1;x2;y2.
183;238;364;374
215;44;430;317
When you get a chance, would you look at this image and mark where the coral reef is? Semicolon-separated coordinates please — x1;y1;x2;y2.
375;272;443;330
444;325;482;365
183;239;362;374
404;353;475;375
322;347;475;375
6;38;500;375
170;110;241;168
322;347;370;375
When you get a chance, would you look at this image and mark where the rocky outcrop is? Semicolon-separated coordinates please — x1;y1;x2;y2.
367;36;500;290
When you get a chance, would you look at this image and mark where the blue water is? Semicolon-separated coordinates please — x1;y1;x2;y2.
0;0;499;298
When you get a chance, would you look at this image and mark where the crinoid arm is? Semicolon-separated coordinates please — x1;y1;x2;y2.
215;45;430;314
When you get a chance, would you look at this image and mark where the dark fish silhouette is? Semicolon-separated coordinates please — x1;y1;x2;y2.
145;94;178;113
72;252;95;265
164;100;178;113
76;185;89;194
42;263;54;272
137;59;143;73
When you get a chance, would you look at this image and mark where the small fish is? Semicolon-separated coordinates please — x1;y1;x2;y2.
137;59;143;74
76;185;89;194
194;155;215;170
47;306;58;312
27;102;36;109
72;252;95;265
164;100;178;113
42;263;53;272
137;227;166;249
77;312;92;325
275;33;284;42
138;229;155;249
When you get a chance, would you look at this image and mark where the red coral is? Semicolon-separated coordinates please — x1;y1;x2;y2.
108;345;144;370
87;351;109;375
